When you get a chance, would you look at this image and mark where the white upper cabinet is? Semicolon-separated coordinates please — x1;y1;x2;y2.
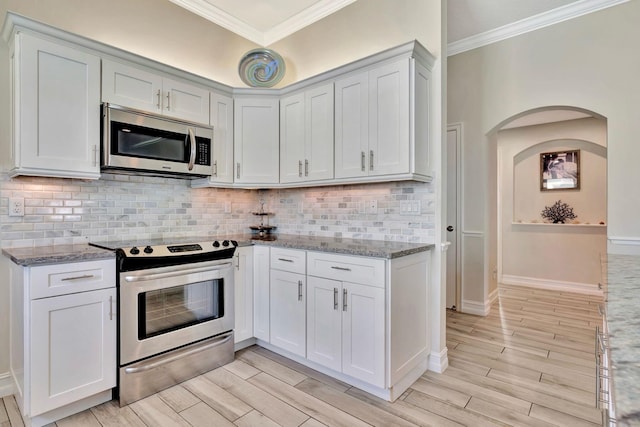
233;96;280;185
209;93;234;184
10;33;101;179
102;59;210;124
280;83;334;183
335;54;432;182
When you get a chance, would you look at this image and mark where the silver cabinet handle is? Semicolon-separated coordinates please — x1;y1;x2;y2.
236;163;240;179
213;160;218;177
92;145;98;167
299;160;303;177
298;280;303;301
187;128;196;171
235;253;240;270
109;295;114;320
334;287;338;310
166;91;171;110
305;159;309;176
361;151;366;172
370;150;374;171
343;288;348;311
156;89;161;109
61;274;95;281
278;258;294;262
331;266;351;271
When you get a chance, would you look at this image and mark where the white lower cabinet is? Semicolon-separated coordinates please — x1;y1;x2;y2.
307;269;385;387
253;246;271;342
234;246;254;343
9;259;116;427
270;268;306;357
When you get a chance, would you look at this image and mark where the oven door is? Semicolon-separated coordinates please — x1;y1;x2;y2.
119;259;234;365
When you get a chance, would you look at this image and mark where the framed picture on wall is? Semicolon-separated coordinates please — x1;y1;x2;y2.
540;150;580;191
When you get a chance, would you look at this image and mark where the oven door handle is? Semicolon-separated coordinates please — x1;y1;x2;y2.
124;262;232;282
187;128;196;171
123;331;233;374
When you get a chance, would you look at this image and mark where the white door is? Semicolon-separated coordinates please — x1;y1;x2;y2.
305;83;334;181
306;276;342;372
253;246;270;341
210;93;234;184
335;72;368;179
30;288;116;416
270;270;306;357
234;247;254;343
101;59;163;114
280;92;305;183
18;34;101;178
368;58;410;176
341;282;385;388
234;97;280;184
446;125;461;310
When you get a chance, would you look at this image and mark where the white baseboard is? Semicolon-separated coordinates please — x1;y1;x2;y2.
461;298;491;316
0;372;14;398
608;236;640;255
428;347;448;373
502;274;603;296
488;288;499;306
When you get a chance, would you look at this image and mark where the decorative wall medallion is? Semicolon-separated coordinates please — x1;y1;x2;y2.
238;48;285;88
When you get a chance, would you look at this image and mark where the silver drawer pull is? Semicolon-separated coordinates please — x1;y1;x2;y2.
331;266;351;271
334;288;338;310
343;288;348;311
298;280;303;301
109;295;114;320
61;274;95;281
278;258;294;262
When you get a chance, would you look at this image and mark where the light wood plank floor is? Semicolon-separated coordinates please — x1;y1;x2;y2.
1;284;604;426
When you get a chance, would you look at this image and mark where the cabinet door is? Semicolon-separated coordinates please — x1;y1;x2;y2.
164;77;210;124
253;246;270;341
270;270;306;357
334;72;368;179
342;282;385;388
234;247;254;343
368;59;410;176
306;276;342;372
30;288;116;416
101;59;163;114
17;34;101;179
305;83;334;181
210;93;234;184
234;97;280;184
279;92;305;183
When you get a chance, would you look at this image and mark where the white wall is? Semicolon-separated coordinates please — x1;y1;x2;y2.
499;118;607;291
448;1;640;309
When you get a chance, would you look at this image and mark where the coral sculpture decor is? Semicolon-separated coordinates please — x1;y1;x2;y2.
541;200;577;224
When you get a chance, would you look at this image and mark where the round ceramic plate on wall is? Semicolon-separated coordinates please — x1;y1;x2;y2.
238;48;286;88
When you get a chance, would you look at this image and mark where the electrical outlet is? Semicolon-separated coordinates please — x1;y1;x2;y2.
297;202;304;214
9;197;24;217
224;201;232;213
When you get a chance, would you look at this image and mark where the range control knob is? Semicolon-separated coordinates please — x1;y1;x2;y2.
144;246;154;254
130;247;140;255
213;241;220;248
231;240;238;247
222;240;230;247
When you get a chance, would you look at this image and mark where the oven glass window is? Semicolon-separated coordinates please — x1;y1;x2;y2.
112;121;188;163
138;278;224;339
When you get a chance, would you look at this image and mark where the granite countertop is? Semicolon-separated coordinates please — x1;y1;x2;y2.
2;235;434;267
604;254;640;425
2;244;115;266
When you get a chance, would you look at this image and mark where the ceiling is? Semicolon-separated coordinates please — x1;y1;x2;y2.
168;0;627;52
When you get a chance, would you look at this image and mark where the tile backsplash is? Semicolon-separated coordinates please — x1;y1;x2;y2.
0;172;435;248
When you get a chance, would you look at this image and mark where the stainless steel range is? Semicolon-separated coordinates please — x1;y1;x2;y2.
91;238;238;406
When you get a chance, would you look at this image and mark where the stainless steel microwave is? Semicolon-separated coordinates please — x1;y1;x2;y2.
101;104;213;178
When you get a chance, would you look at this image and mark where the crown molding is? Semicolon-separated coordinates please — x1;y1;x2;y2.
447;0;629;57
168;0;356;46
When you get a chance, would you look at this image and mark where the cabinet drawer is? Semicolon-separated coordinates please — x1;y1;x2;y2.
307;252;385;288
270;247;306;274
30;259;116;299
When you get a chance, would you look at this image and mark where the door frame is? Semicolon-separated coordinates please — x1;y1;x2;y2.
446;123;463;310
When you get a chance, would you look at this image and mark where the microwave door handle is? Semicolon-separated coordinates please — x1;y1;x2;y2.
187;128;196;171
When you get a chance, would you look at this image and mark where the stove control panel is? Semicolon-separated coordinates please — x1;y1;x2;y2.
123;240;238;258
